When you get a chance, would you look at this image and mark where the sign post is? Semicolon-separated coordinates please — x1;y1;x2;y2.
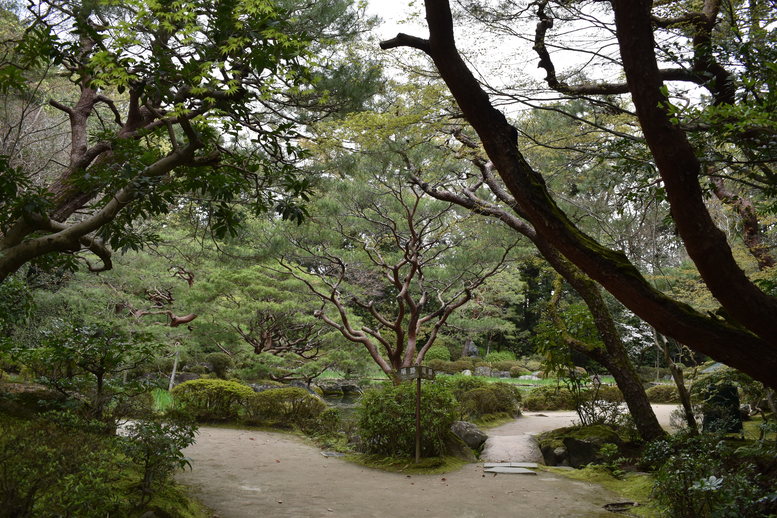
397;366;436;464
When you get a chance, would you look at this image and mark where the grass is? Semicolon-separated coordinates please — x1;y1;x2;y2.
151;388;174;413
347;454;468;474
546;466;660;517
742;415;777;441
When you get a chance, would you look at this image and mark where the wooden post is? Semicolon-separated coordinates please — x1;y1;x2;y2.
415;374;422;464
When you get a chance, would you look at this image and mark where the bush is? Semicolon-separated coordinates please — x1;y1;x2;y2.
491;360;518;372
459;382;521;420
0;413;125;518
644;432;777;517
426;359;456;374
244;387;326;427
449;358;477;373
357;382;457;457
523;385;577;411
171;379;254;421
510;365;530;378
595;385;624;403
205;352;234;379
436;375;488;401
645;384;680;403
484;351;516;363
424;345;451;362
310;407;342;435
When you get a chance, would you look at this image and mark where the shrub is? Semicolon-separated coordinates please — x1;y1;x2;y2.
424;345;451;362
523;385;576;411
484;351;516;363
357;382;457;457
595;385;624;403
510;365;530;378
426;359;456;374
244;387;326;427
120;419;197;503
644;432;777;518
436;375;488;401
205;352;234;379
459;382;521;420
0;413;125;518
645;384;680;404
449;358;477;373
491;360;518;372
310;407;342;435
171;379;254;421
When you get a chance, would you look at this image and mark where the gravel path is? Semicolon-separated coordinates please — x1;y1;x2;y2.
176;405;681;517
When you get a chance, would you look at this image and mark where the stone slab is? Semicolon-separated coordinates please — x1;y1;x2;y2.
482;468;536;472
483;467;537;475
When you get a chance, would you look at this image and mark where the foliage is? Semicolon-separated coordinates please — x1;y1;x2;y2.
357;382;458;457
0;275;33;337
243;387;326;427
510;365;530;377
646;384;681;404
435;374;488;401
424;345;452;362
120;418;197;503
644;432;777;518
0;413;123;518
205;352;233;379
484;351;516;363
523;385;577;411
171;378;254;421
458;382;521;420
6;319;158;423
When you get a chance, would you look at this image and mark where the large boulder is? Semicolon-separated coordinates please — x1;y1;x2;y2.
538;425;622;468
314;380;362;397
450;421;488;450
474;366;493;378
461;339;479;358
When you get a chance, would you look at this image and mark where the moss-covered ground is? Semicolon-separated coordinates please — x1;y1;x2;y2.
346;454;468;474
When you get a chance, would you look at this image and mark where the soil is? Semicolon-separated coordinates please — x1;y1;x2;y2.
176;405;681;518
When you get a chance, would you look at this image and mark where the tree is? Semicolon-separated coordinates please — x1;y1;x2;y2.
380;0;777;389
0;0;379;282
279;146;518;381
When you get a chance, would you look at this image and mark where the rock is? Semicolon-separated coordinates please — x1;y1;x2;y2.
474;366;493;378
540;444;568;466
315;380;362;396
451;421;488;450
461;369;473;376
444;433;478;462
563;437;602;468
494;370;511;379
461;339;479;358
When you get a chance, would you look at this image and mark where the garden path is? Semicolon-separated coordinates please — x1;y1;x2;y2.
481;404;679;463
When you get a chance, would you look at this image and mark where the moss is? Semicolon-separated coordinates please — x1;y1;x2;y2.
545;466;659;517
537;424;623;451
347;454;468;474
139;482;211;518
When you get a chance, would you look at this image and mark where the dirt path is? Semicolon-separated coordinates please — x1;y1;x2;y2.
178;428;619;517
177;405;682;517
482;404;680;463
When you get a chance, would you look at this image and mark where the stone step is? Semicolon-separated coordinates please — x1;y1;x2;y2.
483;467;537;475
482;468;536;472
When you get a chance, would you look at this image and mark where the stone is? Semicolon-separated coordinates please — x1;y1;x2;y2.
494;370;511;378
483;467;536;475
461;369;472;376
474;366;492;378
320;451;345;458
563;437;601;468
444;433;478;462
461;339;479;358
315;380;362;396
451;421;488;450
483;462;539;469
540;444;568;466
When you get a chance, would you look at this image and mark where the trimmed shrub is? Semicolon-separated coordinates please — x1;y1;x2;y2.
484;351;516;363
426;359;456;374
436;375;488;401
595;385;624;403
310;407;342;435
424;345;451;362
171;379;254;421
449;358;477;372
357;382;457;457
645;384;680;404
510;365;530;378
244;387;326;426
459;382;521;420
492;360;518;372
523;385;577;411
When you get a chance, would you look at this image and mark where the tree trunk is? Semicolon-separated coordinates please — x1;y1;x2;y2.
654;331;698;434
